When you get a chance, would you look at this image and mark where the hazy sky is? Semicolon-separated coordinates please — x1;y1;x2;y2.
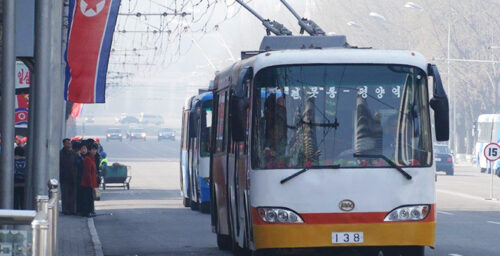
83;0;310;127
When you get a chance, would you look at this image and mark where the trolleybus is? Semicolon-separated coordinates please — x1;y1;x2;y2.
180;95;195;207
187;92;213;212
209;35;449;255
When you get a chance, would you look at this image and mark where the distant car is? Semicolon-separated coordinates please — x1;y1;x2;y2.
106;128;123;142
435;144;454;175
127;128;147;141
158;128;175;141
120;116;140;124
140;114;164;125
84;115;95;123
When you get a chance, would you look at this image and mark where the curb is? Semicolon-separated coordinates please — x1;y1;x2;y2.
87;217;104;256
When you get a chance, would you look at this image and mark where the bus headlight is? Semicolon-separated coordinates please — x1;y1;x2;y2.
384;205;430;221
257;207;304;224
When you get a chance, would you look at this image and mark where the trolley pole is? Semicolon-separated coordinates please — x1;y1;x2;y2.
1;0;16;209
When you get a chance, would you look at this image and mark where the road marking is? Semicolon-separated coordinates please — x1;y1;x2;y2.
437;210;454;215
437;189;500;203
449;254;462;256
487;221;500;225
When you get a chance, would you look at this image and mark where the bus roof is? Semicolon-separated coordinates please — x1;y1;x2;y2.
183;95;195;110
191;92;213;110
478;114;500;122
214;48;428;91
251;49;428;74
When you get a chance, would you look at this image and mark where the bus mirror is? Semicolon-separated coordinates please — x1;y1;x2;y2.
230;96;248;142
428;64;449;141
189;111;198;138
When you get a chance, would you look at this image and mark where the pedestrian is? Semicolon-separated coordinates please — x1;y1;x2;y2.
80;143;98;217
60;138;77;214
14;146;26;209
75;143;87;216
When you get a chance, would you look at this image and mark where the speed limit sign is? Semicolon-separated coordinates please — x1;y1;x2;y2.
483;142;500;161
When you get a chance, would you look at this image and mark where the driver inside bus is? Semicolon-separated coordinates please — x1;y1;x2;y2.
262;92;288;168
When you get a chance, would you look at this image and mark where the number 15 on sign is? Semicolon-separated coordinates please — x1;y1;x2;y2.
484;143;500;161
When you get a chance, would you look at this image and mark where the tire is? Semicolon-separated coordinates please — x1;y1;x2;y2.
200;202;210;214
446;169;454;176
481;168;486;173
183;197;190;207
382;246;425;256
496;168;500;177
126;183;130;190
216;234;232;251
190;200;199;211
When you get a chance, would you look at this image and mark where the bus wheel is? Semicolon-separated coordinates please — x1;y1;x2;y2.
401;246;424;256
183;197;190;207
200;202;210;213
382;246;424;256
190;200;199;211
216;234;232;251
496;168;500;177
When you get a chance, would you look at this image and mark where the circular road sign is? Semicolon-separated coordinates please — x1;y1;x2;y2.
483;142;500;161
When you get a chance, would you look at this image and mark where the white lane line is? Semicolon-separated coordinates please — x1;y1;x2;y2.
437;189;500;203
487;221;500;225
449;254;462;256
437;210;454;215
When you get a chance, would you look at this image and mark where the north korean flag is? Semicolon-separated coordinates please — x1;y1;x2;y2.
64;0;121;103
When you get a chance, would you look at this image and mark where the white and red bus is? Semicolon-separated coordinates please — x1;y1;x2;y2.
210;36;449;255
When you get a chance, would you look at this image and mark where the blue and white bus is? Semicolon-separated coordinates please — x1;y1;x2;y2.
188;92;213;213
475;114;500;174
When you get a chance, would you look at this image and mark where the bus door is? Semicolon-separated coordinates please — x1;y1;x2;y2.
229;69;252;247
213;90;230;235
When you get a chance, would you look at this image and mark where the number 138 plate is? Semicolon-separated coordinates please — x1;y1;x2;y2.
331;232;364;244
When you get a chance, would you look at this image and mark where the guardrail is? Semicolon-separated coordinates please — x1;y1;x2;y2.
0;179;59;256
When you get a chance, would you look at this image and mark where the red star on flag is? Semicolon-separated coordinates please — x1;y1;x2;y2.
83;0;102;13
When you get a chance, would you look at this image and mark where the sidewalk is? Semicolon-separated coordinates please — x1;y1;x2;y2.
58;214;99;256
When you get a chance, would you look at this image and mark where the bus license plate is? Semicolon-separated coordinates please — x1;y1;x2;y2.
435;158;442;161
331;232;364;244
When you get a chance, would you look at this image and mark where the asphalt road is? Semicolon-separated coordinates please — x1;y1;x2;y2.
94;139;500;256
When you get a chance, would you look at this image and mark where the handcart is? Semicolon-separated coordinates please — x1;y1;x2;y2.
102;163;131;190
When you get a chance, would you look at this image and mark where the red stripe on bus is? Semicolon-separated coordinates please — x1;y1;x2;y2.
252;205;435;225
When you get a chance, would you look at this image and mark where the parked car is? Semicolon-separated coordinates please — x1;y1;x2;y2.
127;128;147;141
158;128;175;141
435;144;454;175
106;128;123;142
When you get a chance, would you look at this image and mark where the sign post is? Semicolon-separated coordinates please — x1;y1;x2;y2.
483;142;500;200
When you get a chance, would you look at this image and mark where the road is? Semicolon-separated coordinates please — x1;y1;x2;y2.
93;138;500;256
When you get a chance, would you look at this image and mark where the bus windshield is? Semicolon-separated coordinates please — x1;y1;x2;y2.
251;64;432;170
200;101;212;157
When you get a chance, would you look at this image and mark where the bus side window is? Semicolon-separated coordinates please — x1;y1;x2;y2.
216;91;227;153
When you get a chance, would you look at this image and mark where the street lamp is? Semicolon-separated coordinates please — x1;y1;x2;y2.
404;2;424;11
369;12;386;22
347;21;363;29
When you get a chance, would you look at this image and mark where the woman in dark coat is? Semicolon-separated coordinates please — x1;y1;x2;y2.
80;143;98;217
75;143;87;216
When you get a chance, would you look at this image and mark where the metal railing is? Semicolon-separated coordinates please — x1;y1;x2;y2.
0;179;59;256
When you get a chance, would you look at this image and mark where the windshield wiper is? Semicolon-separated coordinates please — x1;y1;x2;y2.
352;153;412;180
280;165;340;184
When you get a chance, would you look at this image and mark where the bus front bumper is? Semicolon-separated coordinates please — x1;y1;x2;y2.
253;222;435;249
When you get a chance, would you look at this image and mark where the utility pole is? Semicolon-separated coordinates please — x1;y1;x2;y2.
33;0;51;197
47;0;65;183
1;0;16;209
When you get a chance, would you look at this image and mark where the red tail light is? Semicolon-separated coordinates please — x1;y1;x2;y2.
447;158;452;162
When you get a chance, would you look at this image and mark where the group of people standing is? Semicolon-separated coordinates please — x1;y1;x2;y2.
59;138;107;217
